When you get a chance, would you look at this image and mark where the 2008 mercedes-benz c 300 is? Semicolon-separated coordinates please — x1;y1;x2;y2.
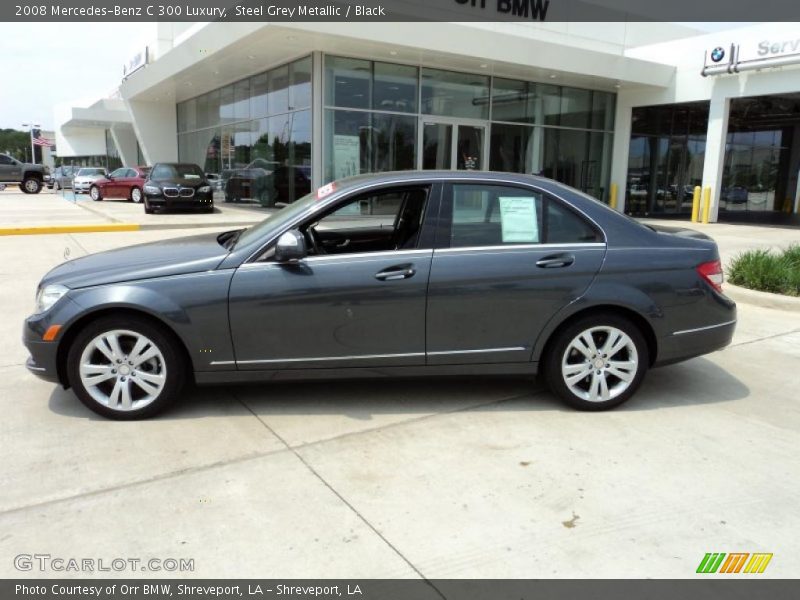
24;172;736;419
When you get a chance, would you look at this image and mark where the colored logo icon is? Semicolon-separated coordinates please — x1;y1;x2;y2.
711;47;726;63
697;552;773;574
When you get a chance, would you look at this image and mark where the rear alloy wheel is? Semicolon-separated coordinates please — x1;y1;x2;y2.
130;187;143;203
22;177;42;194
90;186;102;201
54;180;60;191
66;316;185;419
544;314;648;411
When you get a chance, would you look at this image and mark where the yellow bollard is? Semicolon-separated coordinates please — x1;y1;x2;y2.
609;183;618;210
691;186;701;223
701;187;712;224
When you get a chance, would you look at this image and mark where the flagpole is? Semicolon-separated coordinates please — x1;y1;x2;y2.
22;122;40;164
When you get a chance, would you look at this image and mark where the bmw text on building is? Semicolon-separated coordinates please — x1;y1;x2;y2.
53;21;800;224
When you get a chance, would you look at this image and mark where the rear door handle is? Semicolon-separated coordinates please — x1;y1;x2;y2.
375;264;416;281
536;253;575;269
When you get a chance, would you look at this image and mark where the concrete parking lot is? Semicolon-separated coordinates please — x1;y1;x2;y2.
0;192;798;578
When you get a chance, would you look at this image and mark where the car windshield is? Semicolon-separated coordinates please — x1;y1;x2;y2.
151;164;204;180
76;168;104;176
233;188;324;249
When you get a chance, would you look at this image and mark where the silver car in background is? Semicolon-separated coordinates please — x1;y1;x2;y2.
72;167;108;194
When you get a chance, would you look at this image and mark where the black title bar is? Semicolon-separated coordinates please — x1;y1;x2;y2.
5;0;799;22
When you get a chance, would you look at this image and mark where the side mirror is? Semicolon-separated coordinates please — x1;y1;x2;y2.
274;230;307;263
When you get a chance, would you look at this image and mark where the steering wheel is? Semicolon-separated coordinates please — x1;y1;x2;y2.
306;226;326;255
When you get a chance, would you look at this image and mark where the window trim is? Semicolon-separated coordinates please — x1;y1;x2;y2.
438;181;604;250
250;181;443;263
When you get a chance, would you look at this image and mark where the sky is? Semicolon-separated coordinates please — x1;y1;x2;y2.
0;23;152;131
0;21;754;132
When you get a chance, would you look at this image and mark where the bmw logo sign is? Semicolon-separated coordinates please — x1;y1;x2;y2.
711;47;726;63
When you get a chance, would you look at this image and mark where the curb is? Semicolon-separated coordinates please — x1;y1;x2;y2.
0;223;140;236
725;283;800;313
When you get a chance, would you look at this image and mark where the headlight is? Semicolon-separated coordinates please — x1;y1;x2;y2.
35;284;69;314
198;185;212;193
144;185;161;194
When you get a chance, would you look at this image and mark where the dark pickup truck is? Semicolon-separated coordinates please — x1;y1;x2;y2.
0;153;46;193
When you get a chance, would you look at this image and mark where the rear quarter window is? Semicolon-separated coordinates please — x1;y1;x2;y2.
546;200;601;243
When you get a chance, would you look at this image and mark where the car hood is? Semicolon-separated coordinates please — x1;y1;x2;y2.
40;231;229;289
150;178;209;188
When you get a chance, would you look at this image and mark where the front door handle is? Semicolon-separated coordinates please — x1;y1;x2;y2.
375;264;416;281
536;253;575;269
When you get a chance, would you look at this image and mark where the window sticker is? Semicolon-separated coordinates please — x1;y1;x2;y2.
498;196;539;243
316;182;336;200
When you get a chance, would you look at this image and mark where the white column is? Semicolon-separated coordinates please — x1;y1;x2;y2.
126;99;178;164
701;92;731;223
609;98;632;213
109;124;139;167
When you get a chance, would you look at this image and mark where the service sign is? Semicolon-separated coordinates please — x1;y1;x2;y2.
738;36;800;65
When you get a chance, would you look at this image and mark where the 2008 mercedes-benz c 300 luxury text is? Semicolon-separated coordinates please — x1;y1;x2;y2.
23;172;736;419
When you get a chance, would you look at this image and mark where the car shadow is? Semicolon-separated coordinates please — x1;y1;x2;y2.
48;357;750;421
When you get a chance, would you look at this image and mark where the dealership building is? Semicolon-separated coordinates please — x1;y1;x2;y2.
54;20;800;224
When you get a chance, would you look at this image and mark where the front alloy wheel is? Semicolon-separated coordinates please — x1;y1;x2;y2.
544;314;648;411
67;316;185;419
90;186;102;201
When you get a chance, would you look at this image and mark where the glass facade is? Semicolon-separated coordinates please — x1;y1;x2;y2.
720;94;800;217
177;56;312;206
324;56;616;202
625;102;709;216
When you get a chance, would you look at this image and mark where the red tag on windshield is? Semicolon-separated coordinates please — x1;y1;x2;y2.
316;182;335;200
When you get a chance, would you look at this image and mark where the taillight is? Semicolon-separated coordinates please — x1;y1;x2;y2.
697;259;724;293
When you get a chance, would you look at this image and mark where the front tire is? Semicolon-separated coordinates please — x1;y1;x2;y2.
90;186;102;201
544;313;649;411
66;315;186;420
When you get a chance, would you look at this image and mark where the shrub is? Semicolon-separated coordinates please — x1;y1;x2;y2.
727;245;800;297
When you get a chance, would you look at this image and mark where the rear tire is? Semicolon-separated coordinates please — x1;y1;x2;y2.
66;315;186;420
22;177;42;194
543;313;649;411
130;187;143;203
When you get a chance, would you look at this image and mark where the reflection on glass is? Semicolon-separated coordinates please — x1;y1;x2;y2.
373;62;418;113
492;78;535;124
325;56;371;109
268;65;290;115
422;123;452;169
490;123;534;173
290;57;312;110
250;73;268;119
371;113;416;172
421;68;489;119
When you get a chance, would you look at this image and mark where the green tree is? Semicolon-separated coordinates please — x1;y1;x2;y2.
0;128;31;161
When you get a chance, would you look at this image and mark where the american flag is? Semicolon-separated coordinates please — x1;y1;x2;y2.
32;129;54;148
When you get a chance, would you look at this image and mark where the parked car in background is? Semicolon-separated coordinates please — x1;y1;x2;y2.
72;168;108;194
721;186;749;205
23;171;736;419
224;158;274;204
142;163;214;214
89;166;151;203
52;165;78;190
43;167;53;189
0;153;46;193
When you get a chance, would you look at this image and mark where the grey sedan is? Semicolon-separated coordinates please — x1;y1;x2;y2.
23;171;736;419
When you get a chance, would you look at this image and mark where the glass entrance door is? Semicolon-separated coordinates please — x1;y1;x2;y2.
421;121;486;170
